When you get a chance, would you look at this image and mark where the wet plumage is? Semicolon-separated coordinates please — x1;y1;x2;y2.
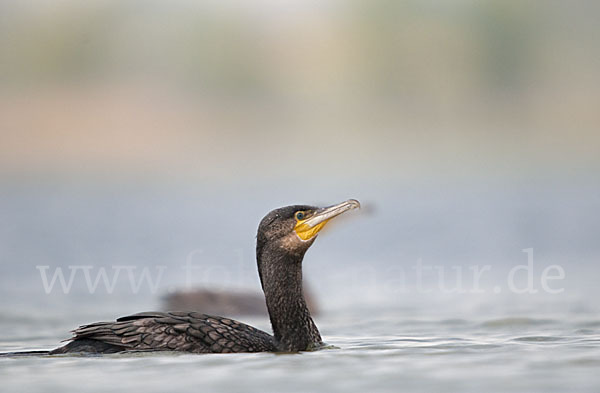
51;312;275;354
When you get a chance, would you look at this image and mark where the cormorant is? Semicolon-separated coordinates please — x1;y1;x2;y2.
47;199;360;354
162;282;319;317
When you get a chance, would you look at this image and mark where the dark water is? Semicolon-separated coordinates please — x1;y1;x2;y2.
1;179;599;392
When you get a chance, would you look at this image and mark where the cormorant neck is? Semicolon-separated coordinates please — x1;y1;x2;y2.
258;244;322;352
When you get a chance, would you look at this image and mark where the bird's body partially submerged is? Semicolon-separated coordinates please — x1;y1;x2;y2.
50;312;275;354
45;199;360;355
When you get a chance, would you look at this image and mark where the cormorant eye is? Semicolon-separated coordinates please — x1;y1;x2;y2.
295;212;304;220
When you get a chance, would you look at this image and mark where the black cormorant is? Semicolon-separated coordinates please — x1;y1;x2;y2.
47;199;360;354
162;282;319;317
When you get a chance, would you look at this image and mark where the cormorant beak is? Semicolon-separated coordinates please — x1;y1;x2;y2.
294;199;360;241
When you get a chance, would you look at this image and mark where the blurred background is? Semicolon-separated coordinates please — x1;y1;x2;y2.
1;0;599;322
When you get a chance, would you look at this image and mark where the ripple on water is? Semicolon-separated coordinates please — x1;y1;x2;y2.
481;317;556;328
512;336;566;343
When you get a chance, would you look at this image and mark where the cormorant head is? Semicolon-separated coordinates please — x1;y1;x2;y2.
256;199;360;259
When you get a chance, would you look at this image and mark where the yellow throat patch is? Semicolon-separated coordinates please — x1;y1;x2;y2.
294;220;327;241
